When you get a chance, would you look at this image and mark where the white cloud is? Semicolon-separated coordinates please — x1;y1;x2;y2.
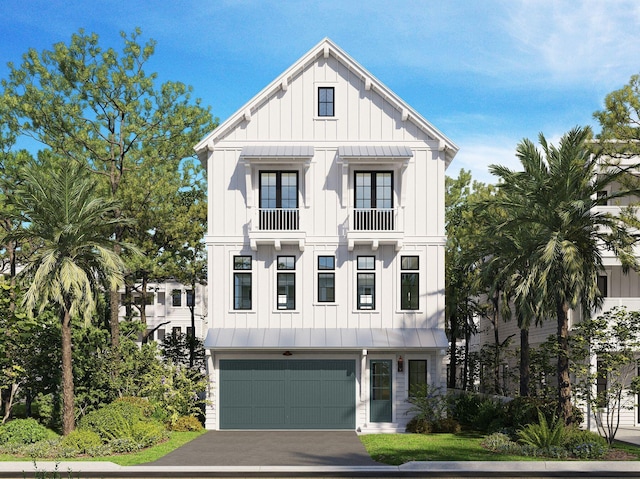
501;0;640;87
449;137;520;184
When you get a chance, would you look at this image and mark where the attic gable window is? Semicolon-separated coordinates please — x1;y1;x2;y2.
318;87;334;117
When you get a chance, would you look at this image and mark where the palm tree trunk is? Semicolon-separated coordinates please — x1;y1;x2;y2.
520;326;530;397
556;300;573;424
61;305;75;435
448;313;458;389
491;291;501;395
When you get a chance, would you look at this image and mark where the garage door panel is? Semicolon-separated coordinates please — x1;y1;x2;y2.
219;359;355;429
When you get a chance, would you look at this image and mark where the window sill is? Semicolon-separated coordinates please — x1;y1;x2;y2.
313;116;339;121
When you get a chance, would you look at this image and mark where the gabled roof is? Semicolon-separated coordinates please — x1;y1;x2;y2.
195;38;458;165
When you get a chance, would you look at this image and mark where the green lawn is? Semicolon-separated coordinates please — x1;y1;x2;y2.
0;431;206;466
359;433;640;465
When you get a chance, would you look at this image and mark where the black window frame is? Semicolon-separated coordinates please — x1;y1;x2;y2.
171;289;182;307
408;360;428;395
597;274;608;298
259;171;299;209
357;256;376;310
233;255;252;310
401;256;419;310
277;255;296;310
354;171;394;209
318;255;336;303
318;86;335;117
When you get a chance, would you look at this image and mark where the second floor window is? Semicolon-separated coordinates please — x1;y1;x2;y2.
401;256;419;310
234;255;252;310
186;289;195;307
172;289;182;307
318;255;335;303
357;256;375;310
277;255;296;310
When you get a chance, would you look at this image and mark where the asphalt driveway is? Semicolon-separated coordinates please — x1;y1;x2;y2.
146;431;382;466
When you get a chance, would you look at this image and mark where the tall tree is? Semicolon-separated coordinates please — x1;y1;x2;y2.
7;161;131;434
2;28;216;346
594;74;640;157
488;126;640;423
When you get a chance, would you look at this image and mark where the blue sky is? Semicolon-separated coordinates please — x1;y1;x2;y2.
2;0;639;183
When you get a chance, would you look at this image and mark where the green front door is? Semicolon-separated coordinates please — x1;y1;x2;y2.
219;359;356;429
370;359;392;422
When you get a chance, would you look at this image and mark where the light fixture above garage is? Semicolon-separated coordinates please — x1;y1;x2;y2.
283;351;293;356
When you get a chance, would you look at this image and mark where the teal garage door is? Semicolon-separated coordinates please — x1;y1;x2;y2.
219;359;356;429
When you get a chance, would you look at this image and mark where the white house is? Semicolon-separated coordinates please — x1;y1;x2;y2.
194;38;458;431
117;279;208;342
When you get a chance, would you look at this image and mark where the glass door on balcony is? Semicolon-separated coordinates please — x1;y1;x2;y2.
354;172;393;231
259;171;299;230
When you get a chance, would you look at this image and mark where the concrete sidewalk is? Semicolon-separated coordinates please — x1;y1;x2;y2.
4;460;640;478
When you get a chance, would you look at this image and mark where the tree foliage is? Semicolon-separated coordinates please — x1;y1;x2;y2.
2;27;216;345
488;126;640;423
571;307;640;444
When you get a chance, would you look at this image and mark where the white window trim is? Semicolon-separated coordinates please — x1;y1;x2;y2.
353;253;379;313
396;252;424;313
314;82;339;121
229;252;255;314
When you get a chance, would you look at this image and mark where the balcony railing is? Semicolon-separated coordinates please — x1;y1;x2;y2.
258;208;300;231
353;208;396;231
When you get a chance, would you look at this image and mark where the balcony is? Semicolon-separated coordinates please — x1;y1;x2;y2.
346;207;403;251
249;207;306;251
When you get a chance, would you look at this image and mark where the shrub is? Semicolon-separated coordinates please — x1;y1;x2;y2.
108;437;141;453
406;383;447;423
449;392;482;428
170;415;204;432
60;429;103;454
0;419;58;445
563;427;608;459
131;420;167;448
79;407;134;442
481;432;522;455
405;417;432;434
114;397;154;417
517;412;565;449
430;418;462;434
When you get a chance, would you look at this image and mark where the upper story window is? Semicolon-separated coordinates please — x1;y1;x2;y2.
401;256;419;310
354;172;394;231
277;255;296;310
597;274;608;298
318;255;335;303
171;289;182;307
318;87;334;117
357;255;375;310
186;289;195;307
259;171;299;231
233;255;252;310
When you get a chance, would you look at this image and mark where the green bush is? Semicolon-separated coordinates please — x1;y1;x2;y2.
563;427;608;459
430;417;462;434
481;432;522;454
517;412;565;449
114;397;154;417
131;420;167;448
405;417;432;434
170;415;204;432
79;407;134;441
0;418;58;445
406;383;447;423
449;392;482;428
108;437;140;453
60;429;103;453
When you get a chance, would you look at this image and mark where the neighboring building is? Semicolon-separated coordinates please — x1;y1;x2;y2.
194;38;458;431
469;154;640;429
118;279;208;342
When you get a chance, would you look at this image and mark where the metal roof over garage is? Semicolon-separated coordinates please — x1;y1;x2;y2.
204;328;448;350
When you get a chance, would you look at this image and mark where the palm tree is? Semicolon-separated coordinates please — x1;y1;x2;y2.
489;126;639;423
8;160;130;434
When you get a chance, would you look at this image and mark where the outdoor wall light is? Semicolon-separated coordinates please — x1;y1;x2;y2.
283;351;293;356
397;355;404;372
